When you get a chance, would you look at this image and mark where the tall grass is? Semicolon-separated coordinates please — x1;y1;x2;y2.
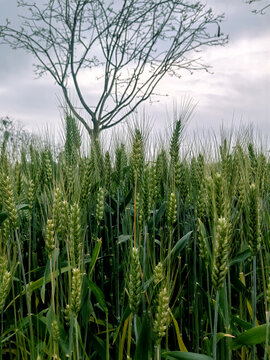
0;117;270;359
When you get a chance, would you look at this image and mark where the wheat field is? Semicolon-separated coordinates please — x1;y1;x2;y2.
0;116;270;359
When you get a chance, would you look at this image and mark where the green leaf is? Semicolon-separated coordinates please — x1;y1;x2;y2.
142;276;154;292
16;203;29;211
164;231;192;264
162;351;213;360
198;219;212;265
134;313;152;360
68;313;74;357
232;324;270;349
113;306;131;344
232;315;252;331
105;195;117;213
41;260;51;303
230;249;251;266
119;188;133;213
45;304;56;329
149;203;166;229
231;276;251;302
169;309;188;351
264;206;270;228
117;235;132;245
44;304;69;353
40;249;59;303
6;262;82;309
155;202;166;223
91;335;106;359
88;239;102;277
88;279;108;313
75;317;90;360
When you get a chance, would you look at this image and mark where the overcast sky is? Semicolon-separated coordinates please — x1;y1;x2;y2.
0;0;269;141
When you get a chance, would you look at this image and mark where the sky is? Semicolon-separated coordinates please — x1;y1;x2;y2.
0;0;269;142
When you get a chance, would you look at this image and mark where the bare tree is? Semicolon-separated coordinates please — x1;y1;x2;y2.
246;0;270;14
0;0;227;139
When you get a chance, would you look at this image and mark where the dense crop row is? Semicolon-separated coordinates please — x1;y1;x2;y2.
1;117;270;359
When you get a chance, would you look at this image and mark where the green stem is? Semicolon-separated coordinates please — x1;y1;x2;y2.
194;232;199;352
252;255;257;360
0;311;2;360
213;290;220;360
116;190;120;321
50;258;55;313
224;281;231;360
134;173;138;248
15;229;35;359
142;225;147;312
156;343;160;360
75;317;79;360
264;311;270;360
127;314;133;359
206;268;213;335
106;311;110;360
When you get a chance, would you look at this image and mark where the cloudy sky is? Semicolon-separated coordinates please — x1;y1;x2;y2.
0;0;269;141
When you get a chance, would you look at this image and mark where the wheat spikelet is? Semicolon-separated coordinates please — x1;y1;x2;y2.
127;247;141;314
196;181;206;219
130;129;144;183
153;287;170;344
149;164;158;204
71;267;83;317
167;192;177;229
136;192;144;228
197;154;205;182
169;120;181;164
15;161;23;197
257;153;266;194
44;150;53;185
198;219;209;267
45;219;55;259
60;200;69;236
80;157;92;204
70;203;82;266
214;173;223;220
178;161;188;201
190;157;198;190
142;167;150;222
96;187;104;226
0;269;11;312
27;179;35;218
92;138;104;180
53;187;62;234
248;142;257;182
64;304;71;325
64;115;81;164
2;175;18;229
52;320;60;343
153;262;164;286
104;151;111;191
212;217;230;291
248;183;260;255
114;146;124;187
156;149;168;197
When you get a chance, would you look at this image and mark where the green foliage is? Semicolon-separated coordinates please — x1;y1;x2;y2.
0;125;270;359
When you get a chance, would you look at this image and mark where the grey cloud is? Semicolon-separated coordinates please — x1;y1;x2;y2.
207;0;270;42
0;46;33;80
0;0;269;139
